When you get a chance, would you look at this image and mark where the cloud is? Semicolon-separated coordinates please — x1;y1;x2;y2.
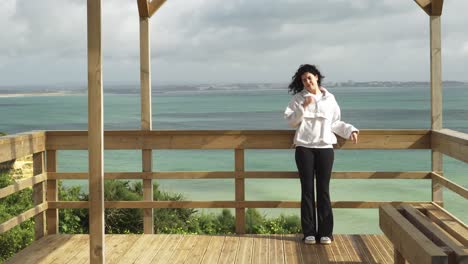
1;0;467;85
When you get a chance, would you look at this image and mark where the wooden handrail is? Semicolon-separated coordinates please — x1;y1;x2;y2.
431;172;468;199
0;173;47;199
0;131;46;163
47;171;432;180
432;129;468;163
0;203;48;234
45;129;431;150
48;201;430;209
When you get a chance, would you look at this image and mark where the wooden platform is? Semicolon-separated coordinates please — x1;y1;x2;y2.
6;234;394;264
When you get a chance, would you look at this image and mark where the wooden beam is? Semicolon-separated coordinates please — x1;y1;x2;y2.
379;205;447;264
137;0;149;18
139;9;154;234
148;0;167;17
431;0;444;16
87;0;105;262
414;0;432;15
235;149;245;234
33;152;46;239
46;150;58;235
414;0;444;16
430;13;443;206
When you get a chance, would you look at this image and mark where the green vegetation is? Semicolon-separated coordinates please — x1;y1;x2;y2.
0;170;301;263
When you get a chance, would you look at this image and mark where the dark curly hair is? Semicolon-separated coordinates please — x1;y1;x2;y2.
288;64;325;94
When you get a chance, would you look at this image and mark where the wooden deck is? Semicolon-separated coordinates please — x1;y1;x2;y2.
6;234;394;264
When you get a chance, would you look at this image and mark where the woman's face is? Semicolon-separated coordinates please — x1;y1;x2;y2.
301;72;318;92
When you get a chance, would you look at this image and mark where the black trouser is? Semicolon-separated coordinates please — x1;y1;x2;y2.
295;146;334;239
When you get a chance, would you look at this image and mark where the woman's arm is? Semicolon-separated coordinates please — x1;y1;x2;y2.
284;97;305;128
330;100;359;140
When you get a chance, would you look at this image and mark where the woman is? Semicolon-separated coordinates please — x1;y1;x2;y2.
284;64;358;245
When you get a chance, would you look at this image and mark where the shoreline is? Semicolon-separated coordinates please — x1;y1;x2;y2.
0;92;78;98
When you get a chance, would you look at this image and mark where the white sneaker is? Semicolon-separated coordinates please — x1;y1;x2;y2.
320;236;332;244
304;236;316;245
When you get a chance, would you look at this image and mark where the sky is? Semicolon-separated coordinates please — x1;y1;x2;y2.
1;0;467;86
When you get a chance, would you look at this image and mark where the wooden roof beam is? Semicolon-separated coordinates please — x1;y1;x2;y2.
137;0;149;18
414;0;444;16
149;0;167;17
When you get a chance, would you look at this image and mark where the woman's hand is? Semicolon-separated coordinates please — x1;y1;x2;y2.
349;131;358;144
302;96;314;108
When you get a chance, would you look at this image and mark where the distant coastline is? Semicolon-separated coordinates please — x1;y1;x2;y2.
0;81;466;97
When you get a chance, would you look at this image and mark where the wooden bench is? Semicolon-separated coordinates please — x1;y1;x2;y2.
380;203;468;264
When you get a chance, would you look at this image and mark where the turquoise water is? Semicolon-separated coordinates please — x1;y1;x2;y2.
1;85;467;233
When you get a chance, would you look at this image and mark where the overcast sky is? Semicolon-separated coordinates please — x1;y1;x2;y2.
1;0;467;86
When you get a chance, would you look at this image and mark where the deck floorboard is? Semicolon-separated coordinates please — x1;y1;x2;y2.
6;234;394;264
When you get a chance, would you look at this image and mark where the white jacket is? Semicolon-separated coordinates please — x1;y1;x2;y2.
284;88;358;148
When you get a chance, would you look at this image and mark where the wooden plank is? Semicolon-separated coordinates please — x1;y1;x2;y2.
218;235;240;264
46;149;58;235
39;235;87;263
101;235;140;264
148;0;167;17
350;235;379;263
200;235;225;263
183;235;212;264
379;205;447;264
0;203;48;234
5;234;72;264
432;129;468;163
0;172;46;199
235;149;245;234
115;235;155;263
432;172;468;199
133;234;170;264
148;234;183;264
423;203;468;246
33;152;46;240
45;129;431;150
337;234;361;263
87;0;105;262
166;235;198;264
0;131;46;163
136;0;149;17
282;234;301;264
268;234;284;264
235;235;254;264
402;205;468;263
251;235;269;264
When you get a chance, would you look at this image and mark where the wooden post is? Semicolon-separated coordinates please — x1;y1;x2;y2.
88;0;105;263
46;150;58;234
33;152;46;239
140;15;154;234
430;15;443;206
235;149;245;234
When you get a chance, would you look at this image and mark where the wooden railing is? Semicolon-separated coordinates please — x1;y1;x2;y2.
0;129;467;237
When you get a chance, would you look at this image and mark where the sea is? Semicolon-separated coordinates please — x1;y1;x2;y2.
1;82;467;234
